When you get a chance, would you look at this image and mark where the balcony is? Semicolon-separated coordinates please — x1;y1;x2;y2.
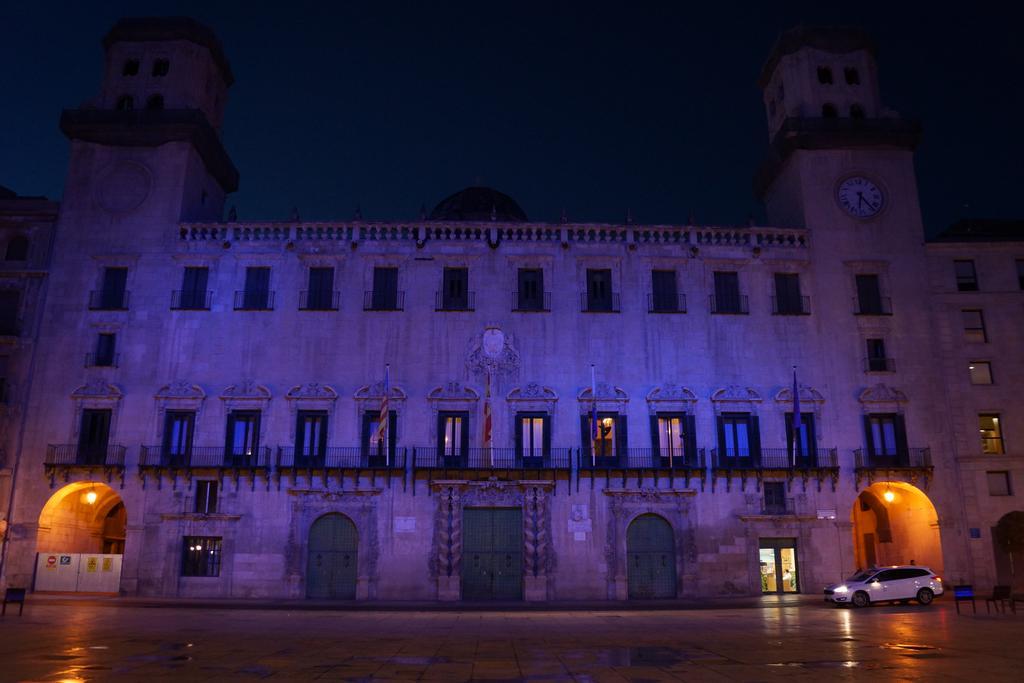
771;295;810;315
414;447;573;470
864;356;896;373
580;293;620;313
760;497;796;516
277;446;406;469
46;444;126;468
853;296;892;316
435;291;475;311
512;291;551;312
364;290;405;311
578;447;704;470
711;447;839;470
854;447;931;469
84;352;119;368
299;290;340;311
234;290;275;311
139;445;271;469
171;290;212;310
710;294;749;314
88;290;130;310
648;293;687;314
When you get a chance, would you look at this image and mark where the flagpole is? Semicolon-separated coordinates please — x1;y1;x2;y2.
791;365;799;468
384;364;390;466
590;364;597;467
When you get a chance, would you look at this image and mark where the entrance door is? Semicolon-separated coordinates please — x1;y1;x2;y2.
627;514;677;599
462;508;523;600
306;514;358;599
759;538;799;593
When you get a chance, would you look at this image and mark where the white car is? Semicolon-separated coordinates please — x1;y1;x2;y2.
825;566;944;607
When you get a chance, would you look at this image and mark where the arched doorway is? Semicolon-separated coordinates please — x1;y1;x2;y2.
35;482;126;592
851;482;943;573
992;511;1024;592
306;513;358;599
627;514;677;599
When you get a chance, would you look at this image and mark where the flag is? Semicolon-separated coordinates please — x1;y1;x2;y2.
376;364;390;446
482;373;493;449
791;366;800;464
590;365;598;463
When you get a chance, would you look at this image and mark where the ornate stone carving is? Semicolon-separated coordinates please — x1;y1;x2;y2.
859;383;908;404
578;383;628;402
428;382;480;402
646;383;698;403
774;385;825;404
286;383;338;400
711;385;761;402
354;382;407;401
524;486;554;577
431;485;463;579
220;380;271;400
71;379;122;399
466;325;520;376
155;380;205;400
507;382;557;401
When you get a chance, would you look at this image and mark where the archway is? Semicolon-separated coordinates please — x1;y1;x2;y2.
850;482;942;573
992;511;1024;592
306;513;358;599
34;482;126;592
626;514;677;599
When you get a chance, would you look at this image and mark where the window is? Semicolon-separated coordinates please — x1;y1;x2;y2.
719;413;757;458
181;537;221;577
712;271;745;313
516;268;546;311
650;270;681;313
585;269;615;312
844;67;860;85
864;414;905;459
115;95;133;111
954;260;978;291
152;59;170;77
146;94;164;110
855;274;887;314
866;338;891;372
163;411;195;464
363;410;397;463
296;410;328;464
1016;259;1024;290
655;414;686;460
122;59;139;76
850;104;865;119
92;333;117;367
439;267;470;310
175;267;210;310
438;411;468;459
195;481;218;514
817;66;833;84
962;309;987;342
368;266;400;310
303;267;337;310
785;412;816;458
773;273;805;314
5;236;28;261
0;290;20;336
77;409;112;465
589;414;618;458
238;267;271;310
225;410;260;465
763;482;787;514
822;103;838;118
987;471;1012;496
969;361;993;385
980;414;1004;454
95;267;128;310
517;413;548;460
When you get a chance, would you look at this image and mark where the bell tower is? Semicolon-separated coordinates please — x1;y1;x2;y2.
58;17;238;235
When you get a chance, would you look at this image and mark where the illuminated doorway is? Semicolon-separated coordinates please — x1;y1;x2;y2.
759;538;798;593
851;482;943;573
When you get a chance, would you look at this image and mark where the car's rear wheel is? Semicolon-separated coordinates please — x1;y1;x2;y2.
852;591;870;608
916;588;934;605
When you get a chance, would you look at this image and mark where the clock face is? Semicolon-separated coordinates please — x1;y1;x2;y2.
837;176;884;218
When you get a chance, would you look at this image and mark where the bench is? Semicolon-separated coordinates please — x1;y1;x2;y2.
1;587;26;616
953;584;976;614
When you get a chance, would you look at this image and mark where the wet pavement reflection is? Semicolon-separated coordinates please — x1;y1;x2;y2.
1;598;1023;681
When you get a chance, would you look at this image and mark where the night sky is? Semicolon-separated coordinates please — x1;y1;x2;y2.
2;2;1021;235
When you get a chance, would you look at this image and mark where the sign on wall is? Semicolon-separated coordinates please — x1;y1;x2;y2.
34;553;122;593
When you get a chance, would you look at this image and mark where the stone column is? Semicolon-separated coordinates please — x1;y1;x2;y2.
118;523;146;595
435;485;462;600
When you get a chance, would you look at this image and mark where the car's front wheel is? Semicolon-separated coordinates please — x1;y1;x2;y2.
916;588;934;605
852;591;870;608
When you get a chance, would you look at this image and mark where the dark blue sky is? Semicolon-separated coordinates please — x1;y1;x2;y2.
2;2;1021;234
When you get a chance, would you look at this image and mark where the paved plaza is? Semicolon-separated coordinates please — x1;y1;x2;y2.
2;598;1024;681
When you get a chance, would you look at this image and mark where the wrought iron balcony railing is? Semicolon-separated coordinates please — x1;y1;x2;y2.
299;290;340;311
512;291;551;312
234;290;275;310
853;447;931;469
413;447;573;469
864;356;896;372
46;444;126;467
771;295;811;315
648;292;687;313
88;290;130;310
171;290;212;310
710;294;749;314
760;497;796;515
84;352;119;368
853;295;892;315
363;290;405;311
435;291;475;311
139;445;271;468
580;292;620;313
277;446;406;469
578;447;704;469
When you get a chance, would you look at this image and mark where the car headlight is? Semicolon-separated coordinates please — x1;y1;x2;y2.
834;585;849;593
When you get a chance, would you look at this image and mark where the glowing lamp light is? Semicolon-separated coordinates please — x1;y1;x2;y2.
883;489;895;503
84;489;98;505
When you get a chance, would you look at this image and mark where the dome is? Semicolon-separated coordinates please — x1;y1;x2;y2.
429;186;527;222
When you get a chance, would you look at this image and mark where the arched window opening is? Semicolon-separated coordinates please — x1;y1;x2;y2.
146;94;165;111
122;59;139;76
115;95;134;111
5;236;29;261
822;103;838;118
850;104;865;120
817;66;833;84
845;67;861;85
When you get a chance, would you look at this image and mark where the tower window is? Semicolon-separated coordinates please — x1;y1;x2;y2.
850;104;865;119
116;95;134;111
817;66;833;84
845;67;861;85
122;59;139;76
821;103;838;118
152;59;170;77
146;94;164;111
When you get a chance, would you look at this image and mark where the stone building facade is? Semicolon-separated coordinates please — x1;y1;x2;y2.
0;20;1018;600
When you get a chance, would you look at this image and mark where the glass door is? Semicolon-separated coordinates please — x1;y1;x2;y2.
759;539;799;593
